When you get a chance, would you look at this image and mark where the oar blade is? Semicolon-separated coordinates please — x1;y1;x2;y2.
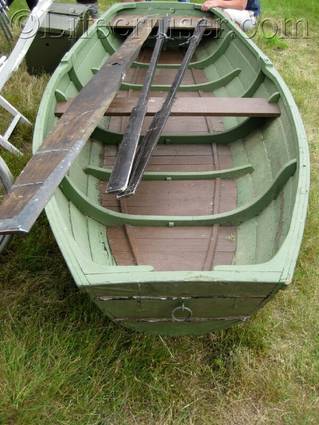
0;19;155;234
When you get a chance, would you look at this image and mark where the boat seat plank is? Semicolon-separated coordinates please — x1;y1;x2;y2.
55;97;280;118
110;14;220;30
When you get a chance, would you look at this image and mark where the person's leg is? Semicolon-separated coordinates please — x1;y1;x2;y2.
223;8;256;31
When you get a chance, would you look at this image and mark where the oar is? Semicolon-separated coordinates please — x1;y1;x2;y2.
119;20;207;198
107;16;170;194
0;18;156;235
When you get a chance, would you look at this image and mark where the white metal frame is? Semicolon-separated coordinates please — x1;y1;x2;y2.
0;0;53;251
0;0;53;91
0;155;12;252
0;0;53;158
0;94;31;156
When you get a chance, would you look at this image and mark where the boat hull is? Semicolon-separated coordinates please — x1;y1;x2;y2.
33;2;309;335
86;276;280;335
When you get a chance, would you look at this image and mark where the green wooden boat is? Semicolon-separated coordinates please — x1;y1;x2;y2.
32;2;309;336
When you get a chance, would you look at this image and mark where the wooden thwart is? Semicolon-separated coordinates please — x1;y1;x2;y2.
0;19;156;235
56;97;281;118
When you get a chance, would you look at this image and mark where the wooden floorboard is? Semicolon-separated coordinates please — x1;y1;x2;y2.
101;49;237;271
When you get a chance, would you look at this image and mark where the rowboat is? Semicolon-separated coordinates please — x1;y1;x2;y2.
0;2;309;335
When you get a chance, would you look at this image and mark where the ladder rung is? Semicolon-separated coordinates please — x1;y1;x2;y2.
4;114;21;140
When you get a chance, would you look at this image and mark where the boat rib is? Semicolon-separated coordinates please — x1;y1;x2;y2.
60;159;297;227
85;163;254;181
91;116;270;145
97;25;232;70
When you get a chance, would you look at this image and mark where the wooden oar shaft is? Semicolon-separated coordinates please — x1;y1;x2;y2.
121;20;207;197
107;17;170;194
0;19;155;235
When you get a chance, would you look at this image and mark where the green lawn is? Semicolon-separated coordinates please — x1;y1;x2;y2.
0;1;319;424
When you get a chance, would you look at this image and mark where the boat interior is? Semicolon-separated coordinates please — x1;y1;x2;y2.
43;4;299;273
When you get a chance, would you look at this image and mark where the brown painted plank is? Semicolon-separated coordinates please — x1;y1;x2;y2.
0;19;156;235
110;14;220;30
56;97;280;117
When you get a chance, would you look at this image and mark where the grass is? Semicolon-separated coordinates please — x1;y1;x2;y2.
0;0;319;424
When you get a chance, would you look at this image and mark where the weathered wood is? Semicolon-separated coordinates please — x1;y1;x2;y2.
107;17;170;194
0;19;155;235
121;20;207;197
56;97;281;118
110;14;220;30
